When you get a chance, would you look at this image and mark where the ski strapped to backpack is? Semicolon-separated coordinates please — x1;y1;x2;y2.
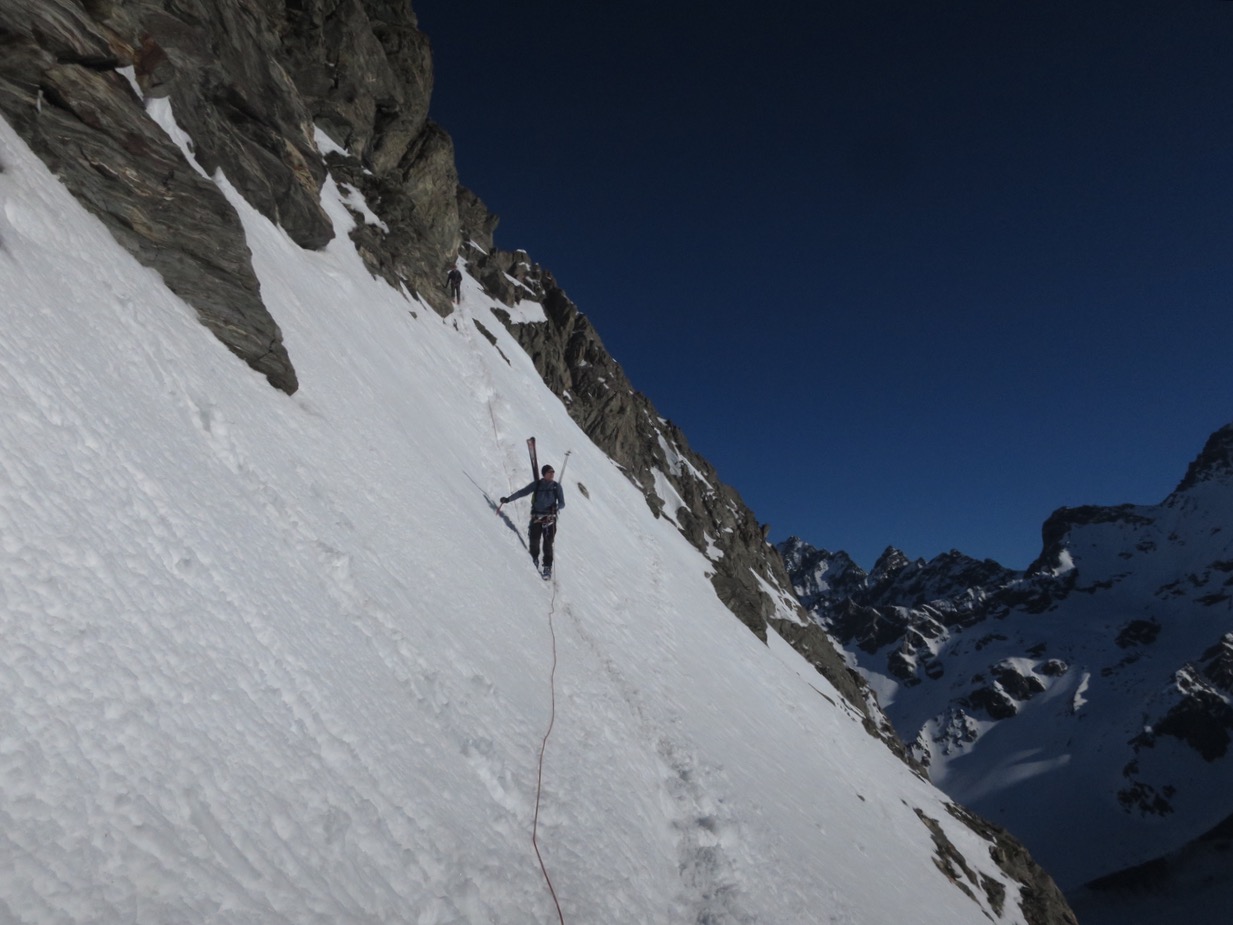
530;444;570;527
527;437;571;484
499;438;570;526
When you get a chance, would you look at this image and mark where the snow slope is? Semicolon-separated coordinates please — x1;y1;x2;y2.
0;113;1040;923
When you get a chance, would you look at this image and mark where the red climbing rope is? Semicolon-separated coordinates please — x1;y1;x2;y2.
532;579;566;924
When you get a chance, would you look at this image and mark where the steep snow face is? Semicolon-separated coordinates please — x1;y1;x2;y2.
784;428;1233;896
0;116;1047;924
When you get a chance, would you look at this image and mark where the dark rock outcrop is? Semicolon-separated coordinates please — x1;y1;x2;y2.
943;803;1079;925
778;539;868;610
280;0;463;313
0;0;302;391
1200;632;1233;689
1174;422;1233;493
1133;658;1233;763
0;0;467;391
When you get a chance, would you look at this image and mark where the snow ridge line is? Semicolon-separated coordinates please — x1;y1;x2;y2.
533;574;566;924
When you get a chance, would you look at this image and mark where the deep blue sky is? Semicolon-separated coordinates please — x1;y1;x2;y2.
415;0;1233;570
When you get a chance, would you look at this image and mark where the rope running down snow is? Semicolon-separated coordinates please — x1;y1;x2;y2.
464;286;567;917
454;281;562;916
468;322;557;914
532;575;566;924
531;451;570;921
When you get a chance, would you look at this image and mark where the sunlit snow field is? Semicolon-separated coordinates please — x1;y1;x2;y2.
1;110;1027;924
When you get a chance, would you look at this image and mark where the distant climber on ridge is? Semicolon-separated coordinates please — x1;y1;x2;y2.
447;266;463;303
499;464;565;579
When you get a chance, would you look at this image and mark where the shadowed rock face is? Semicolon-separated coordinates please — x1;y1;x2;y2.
0;0;463;392
279;0;463;315
0;0;352;391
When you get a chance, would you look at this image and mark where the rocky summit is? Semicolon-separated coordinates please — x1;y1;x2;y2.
783;422;1233;908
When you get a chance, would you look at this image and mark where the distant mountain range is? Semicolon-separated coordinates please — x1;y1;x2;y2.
781;422;1233;918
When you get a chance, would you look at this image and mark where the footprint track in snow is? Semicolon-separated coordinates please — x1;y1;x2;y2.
557;588;753;923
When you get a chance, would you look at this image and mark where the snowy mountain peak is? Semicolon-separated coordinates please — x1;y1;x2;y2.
776;537;865;606
870;544;917;582
1174;422;1233;494
1200;632;1233;690
784;421;1233;922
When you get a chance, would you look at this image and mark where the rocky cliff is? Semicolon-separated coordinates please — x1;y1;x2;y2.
0;0;460;394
